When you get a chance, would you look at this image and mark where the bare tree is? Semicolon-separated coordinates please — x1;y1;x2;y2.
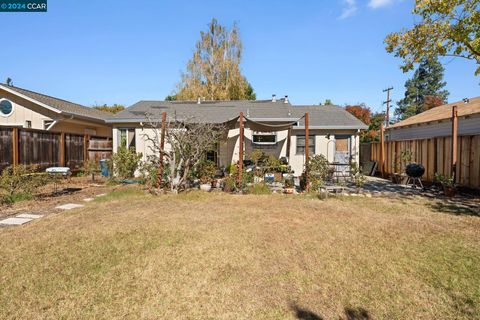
143;114;225;193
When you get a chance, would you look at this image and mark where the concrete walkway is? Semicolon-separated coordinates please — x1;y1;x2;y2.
0;193;107;227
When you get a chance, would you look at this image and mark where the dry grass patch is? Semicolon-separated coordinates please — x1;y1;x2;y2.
1;190;479;319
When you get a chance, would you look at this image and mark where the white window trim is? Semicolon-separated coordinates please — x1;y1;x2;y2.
0;99;14;117
252;131;277;145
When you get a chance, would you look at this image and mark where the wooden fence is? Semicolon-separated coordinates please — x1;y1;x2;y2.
370;135;480;189
0;127;112;172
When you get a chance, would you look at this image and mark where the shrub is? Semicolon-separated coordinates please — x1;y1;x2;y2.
351;162;366;190
196;160;216;184
82;159;101;180
111;146;142;179
245;182;271;195
0;165;47;205
305;155;331;190
223;175;236;193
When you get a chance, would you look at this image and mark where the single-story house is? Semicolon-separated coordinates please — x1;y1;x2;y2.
107;97;367;176
386;97;480;140
0;84;112;136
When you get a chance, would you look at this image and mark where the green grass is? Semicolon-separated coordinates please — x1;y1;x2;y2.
0;192;479;319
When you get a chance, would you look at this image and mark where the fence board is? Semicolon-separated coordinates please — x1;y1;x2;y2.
368;134;480;189
0;127;112;173
0;128;13;171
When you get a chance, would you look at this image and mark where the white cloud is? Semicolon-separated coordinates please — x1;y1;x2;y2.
339;0;358;19
368;0;394;9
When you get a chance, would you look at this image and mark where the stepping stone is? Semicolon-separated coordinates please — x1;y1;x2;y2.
83;198;94;202
0;217;32;225
95;193;106;197
16;213;43;219
55;203;84;210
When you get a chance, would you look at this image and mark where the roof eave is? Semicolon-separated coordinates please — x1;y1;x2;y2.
0;84;62;114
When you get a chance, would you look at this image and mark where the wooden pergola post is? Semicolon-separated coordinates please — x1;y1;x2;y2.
380;124;385;178
238;112;244;186
158;112;167;187
451;105;458;181
305;112;309;191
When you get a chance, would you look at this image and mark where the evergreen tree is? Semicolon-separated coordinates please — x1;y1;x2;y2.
395;57;449;120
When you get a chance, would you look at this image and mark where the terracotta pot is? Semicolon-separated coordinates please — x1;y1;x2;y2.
284;187;295;194
443;185;456;197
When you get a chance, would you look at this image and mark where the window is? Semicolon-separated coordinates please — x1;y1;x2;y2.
252;132;276;145
0;99;13;116
119;128;136;149
25;120;32;128
335;136;349;152
296;135;315;154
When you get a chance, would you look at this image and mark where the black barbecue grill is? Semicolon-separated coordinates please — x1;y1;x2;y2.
405;163;425;189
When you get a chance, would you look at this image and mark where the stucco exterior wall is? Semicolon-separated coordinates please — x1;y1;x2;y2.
113;125;360;177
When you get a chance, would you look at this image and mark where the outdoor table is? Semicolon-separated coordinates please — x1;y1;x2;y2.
45;167;72;194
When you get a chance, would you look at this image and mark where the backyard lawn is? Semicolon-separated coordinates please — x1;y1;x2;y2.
1;190;479;319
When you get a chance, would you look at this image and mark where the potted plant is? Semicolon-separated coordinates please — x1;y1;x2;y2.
435;173;457;197
391;150;412;184
351;162;366;193
284;176;295;194
197;160;216;192
222;175;236;193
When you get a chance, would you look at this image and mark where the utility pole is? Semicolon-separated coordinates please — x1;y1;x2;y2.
383;87;393;127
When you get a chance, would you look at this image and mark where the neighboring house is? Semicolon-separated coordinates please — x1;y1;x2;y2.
0;84;112;136
387;97;480;140
107;97;367;176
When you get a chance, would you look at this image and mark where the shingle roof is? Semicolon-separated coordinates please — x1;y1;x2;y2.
108;99;368;129
389;97;480;129
0;84;111;122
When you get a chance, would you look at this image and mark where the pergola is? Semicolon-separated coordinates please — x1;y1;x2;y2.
155;111;311;189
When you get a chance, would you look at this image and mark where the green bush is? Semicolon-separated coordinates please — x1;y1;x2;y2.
111;146;142;179
0;165;48;205
245;182;271;195
196;160;216;184
305;155;331;190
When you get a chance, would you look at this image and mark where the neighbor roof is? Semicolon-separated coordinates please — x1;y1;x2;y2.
389;97;480;129
0;84;111;122
108;99;367;129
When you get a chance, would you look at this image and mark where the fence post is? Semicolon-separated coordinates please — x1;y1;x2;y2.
60;132;65;167
451;106;458;181
12;127;19;170
83;134;89;163
380;124;385;178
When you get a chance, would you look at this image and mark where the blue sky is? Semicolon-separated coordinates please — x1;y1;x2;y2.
1;0;478;114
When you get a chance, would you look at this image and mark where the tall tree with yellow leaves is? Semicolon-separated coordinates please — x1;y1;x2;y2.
175;18;256;101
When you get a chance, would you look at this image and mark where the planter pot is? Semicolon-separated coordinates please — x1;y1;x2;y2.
443;185;456;197
200;183;212;192
284;187;295;194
